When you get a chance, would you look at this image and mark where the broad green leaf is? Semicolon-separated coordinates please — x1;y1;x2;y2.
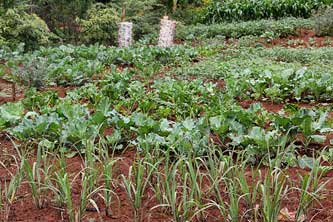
183;118;195;131
210;116;221;129
310;135;326;144
298;156;315;169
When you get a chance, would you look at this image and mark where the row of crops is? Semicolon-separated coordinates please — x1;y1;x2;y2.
3;44;332;102
201;0;333;23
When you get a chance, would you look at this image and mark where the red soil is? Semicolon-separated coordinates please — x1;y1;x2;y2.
225;29;333;48
0;79;24;104
0;80;77;105
239;99;332;113
240;100;284;112
271;29;333;48
44;86;76;98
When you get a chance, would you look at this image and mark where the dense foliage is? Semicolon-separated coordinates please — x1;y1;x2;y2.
0;9;56;50
77;1;166;44
201;0;333;23
1;0;333;48
0;0;193;45
77;4;120;45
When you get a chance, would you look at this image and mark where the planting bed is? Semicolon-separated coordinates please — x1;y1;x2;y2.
271;29;333;48
1;135;333;222
1;21;333;222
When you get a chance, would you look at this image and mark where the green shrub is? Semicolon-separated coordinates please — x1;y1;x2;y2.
0;9;56;50
77;3;120;45
77;1;166;45
315;7;333;36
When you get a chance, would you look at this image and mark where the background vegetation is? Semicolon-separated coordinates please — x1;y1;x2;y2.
0;0;332;50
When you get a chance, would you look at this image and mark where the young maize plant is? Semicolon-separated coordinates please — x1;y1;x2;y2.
260;168;288;222
226;179;241;222
296;156;329;221
78;140;102;221
101;158;118;217
0;159;24;222
178;171;195;222
204;149;236;220
44;145;75;222
96;138;120;217
50;163;101;222
207;168;243;222
23;159;44;209
235;167;261;222
153;158;199;222
54;171;74;221
121;157;159;222
155;158;181;220
22;141;51;209
79;168;102;222
184;157;207;221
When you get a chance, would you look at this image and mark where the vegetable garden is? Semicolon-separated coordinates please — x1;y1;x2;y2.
1;1;333;222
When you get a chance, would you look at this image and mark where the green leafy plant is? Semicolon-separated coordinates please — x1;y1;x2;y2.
101;157;118;217
178;18;315;41
0;102;24;129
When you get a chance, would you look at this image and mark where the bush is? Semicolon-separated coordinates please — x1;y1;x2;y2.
200;0;333;23
77;3;120;45
0;9;56;51
315;7;333;36
77;1;166;45
115;0;168;39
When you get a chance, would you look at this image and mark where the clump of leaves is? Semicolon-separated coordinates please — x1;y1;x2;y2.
0;102;24;129
11;56;49;89
77;3;120;45
315;7;333;36
0;8;56;50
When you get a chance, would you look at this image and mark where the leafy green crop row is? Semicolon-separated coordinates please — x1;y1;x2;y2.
1;69;332;165
177;17;315;41
224;47;333;64
200;0;332;23
0;44;199;87
169;47;333;102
